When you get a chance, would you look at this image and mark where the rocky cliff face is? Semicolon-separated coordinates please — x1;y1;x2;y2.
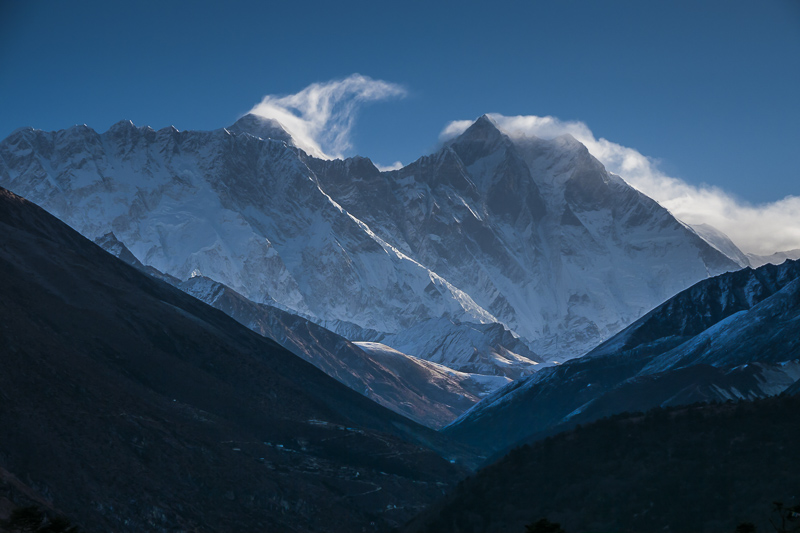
315;117;740;361
0;114;740;376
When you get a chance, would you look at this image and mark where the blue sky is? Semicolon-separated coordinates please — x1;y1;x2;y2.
1;0;798;252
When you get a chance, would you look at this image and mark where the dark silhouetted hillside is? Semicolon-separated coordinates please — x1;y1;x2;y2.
0;187;472;532
407;394;800;533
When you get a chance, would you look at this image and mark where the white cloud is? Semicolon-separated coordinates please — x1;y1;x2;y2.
248;74;406;160
441;113;800;256
375;161;404;172
439;120;475;141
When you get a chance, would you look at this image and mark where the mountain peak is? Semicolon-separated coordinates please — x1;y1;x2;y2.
474;113;496;127
107;120;137;133
461;114;502;140
227;114;294;144
549;132;590;155
447;114;507;166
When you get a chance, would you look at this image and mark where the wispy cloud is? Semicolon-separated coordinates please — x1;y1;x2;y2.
375;161;404;172
248;74;406;159
442;114;800;256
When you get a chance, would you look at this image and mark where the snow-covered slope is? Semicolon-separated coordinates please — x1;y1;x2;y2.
377;318;542;379
0;119;496;330
0;114;740;374
178;276;495;429
312;115;741;359
94;232;499;429
444;259;800;454
353;342;510;399
747;248;800;268
688;223;750;268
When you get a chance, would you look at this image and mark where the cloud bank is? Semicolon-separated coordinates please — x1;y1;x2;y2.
442;114;800;256
248;74;406;159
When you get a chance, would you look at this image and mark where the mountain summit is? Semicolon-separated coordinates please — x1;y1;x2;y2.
227;113;295;144
0;116;741;376
311;116;741;358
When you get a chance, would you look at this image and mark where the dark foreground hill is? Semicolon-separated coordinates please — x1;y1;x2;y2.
94;230;496;430
406;393;800;533
0;187;473;532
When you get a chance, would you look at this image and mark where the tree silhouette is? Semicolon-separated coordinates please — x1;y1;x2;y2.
770;501;800;533
525;518;567;533
4;506;79;533
7;506;45;532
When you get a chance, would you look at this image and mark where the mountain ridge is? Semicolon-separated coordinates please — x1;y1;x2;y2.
443;258;800;454
0;115;742;378
94;230;501;428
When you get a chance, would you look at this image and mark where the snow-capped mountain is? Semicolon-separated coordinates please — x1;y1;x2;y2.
377;318;541;379
444;259;800;454
178;275;509;429
688;222;800;269
688;223;751;268
0;119;505;363
0;114;740;374
307;115;741;358
746;248;800;268
95;231;503;428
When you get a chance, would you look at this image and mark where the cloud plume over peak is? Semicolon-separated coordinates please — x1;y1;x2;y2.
442;113;800;256
375;161;404;172
248;74;406;160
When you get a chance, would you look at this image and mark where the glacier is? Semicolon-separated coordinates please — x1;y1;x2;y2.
0;113;742;380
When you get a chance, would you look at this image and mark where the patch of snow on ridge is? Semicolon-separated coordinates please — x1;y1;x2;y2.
354;342;511;397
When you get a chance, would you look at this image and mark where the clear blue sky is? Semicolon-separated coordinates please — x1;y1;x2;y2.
1;0;798;204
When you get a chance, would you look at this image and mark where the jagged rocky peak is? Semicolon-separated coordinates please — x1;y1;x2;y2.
441;115;547;223
448;114;510;166
103;120;146;147
106;119;137;133
49;124;101;153
551;132;587;152
62;123;95;136
95;232;142;266
689;223;751;268
6;126;37;139
343;155;381;174
227;113;294;143
747;248;800;268
312;155;381;180
464;113;502;138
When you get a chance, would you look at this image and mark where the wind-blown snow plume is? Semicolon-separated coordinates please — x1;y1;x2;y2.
375;161;404;172
441;114;800;256
248;74;406;159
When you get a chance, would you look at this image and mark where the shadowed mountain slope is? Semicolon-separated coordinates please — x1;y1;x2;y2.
444;259;800;455
0;187;473;532
176;274;499;429
406;394;800;533
93;231;499;429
